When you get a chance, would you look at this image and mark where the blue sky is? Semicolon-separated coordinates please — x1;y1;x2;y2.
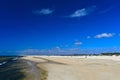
0;0;120;55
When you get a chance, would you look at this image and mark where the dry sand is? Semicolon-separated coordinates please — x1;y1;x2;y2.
23;56;120;80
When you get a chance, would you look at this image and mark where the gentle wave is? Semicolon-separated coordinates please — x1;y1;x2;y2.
0;61;7;66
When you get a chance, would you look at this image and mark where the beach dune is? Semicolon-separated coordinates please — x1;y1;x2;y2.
23;56;120;80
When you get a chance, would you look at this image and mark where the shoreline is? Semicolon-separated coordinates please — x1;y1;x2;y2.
22;57;48;80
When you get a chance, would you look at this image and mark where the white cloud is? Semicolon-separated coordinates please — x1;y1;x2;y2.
55;46;60;49
70;8;88;18
16;48;82;55
33;9;54;15
94;33;115;38
5;47;120;55
74;41;82;46
16;47;120;55
69;6;96;18
17;49;41;54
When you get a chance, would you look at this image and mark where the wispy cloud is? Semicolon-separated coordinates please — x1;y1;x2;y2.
87;36;91;39
94;33;115;38
74;41;82;46
69;6;96;18
33;9;54;15
98;6;114;14
15;48;82;55
69;8;88;18
12;47;120;55
1;46;120;55
98;8;111;14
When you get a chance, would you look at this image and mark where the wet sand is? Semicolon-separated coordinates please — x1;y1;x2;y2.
25;61;41;80
23;56;120;80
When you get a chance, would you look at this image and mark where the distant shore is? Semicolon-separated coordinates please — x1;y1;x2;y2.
24;55;120;61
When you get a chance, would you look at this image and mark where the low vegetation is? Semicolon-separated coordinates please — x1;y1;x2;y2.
101;53;120;56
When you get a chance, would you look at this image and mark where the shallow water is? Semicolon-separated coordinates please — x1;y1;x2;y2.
0;61;7;66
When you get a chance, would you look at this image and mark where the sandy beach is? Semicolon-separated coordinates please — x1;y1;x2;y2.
23;56;120;80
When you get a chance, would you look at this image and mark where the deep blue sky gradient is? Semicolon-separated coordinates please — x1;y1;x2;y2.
0;0;120;55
